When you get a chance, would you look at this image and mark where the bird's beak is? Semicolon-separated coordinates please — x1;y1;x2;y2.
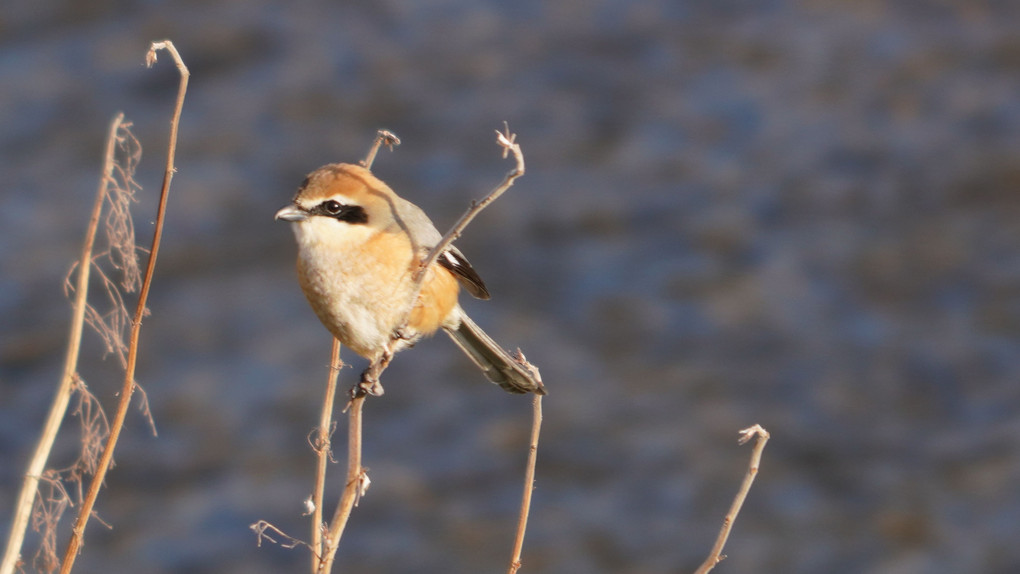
275;203;308;222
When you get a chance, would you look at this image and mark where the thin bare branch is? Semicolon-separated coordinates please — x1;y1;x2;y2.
0;112;125;574
507;394;543;574
359;129;401;170
415;123;524;284
310;339;343;573
59;40;188;574
317;394;367;574
692;424;770;574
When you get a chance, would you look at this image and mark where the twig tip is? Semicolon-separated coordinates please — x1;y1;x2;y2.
495;122;518;159
738;424;769;445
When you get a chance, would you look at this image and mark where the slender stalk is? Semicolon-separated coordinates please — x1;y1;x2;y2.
507;394;543;574
414;124;524;284
360;129;400;169
305;129;396;572
59;41;188;574
693;425;770;574
0;113;124;574
317;394;365;574
310;339;342;572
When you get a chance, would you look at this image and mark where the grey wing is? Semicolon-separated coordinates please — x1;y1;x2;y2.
394;196;491;300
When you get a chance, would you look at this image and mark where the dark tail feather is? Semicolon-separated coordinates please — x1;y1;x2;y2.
444;313;546;395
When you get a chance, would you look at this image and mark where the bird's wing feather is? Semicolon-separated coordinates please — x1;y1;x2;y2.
437;248;490;300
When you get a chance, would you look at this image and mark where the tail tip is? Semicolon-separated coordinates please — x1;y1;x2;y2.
510;348;546;395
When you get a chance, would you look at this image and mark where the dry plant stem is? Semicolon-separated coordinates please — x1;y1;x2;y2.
317;394;366;574
359;129;400;169
507;394;543;574
310;339;342;573
59;41;188;574
414;125;525;285
0;113;125;574
693;425;770;574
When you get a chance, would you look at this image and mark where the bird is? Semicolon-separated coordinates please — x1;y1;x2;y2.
276;162;545;396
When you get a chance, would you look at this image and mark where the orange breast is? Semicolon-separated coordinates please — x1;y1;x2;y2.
409;264;460;335
359;227;461;336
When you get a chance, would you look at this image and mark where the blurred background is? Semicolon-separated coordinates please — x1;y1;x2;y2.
2;1;1019;572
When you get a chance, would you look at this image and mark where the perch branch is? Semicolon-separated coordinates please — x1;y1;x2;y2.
359;123;527;396
415;123;524;283
316;394;367;574
309;339;342;573
303;129;396;573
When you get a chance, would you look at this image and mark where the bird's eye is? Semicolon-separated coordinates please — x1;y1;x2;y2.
315;199;368;224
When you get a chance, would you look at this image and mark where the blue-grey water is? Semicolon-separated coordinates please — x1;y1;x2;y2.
2;2;1019;573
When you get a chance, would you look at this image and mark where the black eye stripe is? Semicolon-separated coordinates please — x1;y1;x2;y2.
311;200;368;224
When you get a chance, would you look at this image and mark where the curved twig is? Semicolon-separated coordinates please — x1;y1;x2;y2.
693;425;770;574
59;40;188;574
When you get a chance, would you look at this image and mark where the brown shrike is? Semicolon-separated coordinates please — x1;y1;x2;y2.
276;163;545;395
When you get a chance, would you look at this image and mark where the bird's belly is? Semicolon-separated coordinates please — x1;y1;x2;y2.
297;254;416;359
